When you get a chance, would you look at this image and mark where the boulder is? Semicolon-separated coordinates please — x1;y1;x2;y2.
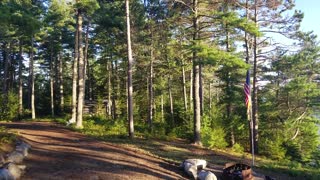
181;159;207;179
183;162;198;179
6;151;24;164
0;154;5;165
15;145;28;157
67;118;76;126
0;167;14;180
7;163;25;180
198;170;217;180
183;159;207;170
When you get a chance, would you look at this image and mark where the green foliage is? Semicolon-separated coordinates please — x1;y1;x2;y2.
76;0;100;15
189;42;249;69
284;141;302;161
81;116;127;138
95;96;106;117
215;11;261;36
260;137;286;160
311;149;320;168
0;92;19;121
231;143;244;153
0;126;16;144
167;125;193;140
202;126;228;149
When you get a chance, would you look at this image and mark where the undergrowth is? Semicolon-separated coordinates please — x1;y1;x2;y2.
0;126;16;146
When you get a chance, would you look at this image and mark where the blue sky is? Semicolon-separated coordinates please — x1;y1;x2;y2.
295;0;320;39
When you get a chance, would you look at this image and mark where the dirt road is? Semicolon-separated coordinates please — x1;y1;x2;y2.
1;122;187;180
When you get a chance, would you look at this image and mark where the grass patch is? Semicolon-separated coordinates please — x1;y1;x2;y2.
0;126;17;153
0;126;16;144
259;161;320;180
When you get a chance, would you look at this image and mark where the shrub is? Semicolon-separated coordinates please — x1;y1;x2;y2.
81;116;127;138
0;92;19;121
0;126;16;144
202;126;228;149
260;137;286;160
232;143;244;153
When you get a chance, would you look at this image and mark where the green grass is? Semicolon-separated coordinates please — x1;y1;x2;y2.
0;126;17;145
258;160;320;180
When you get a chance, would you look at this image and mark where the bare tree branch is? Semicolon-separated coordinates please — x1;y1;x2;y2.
173;0;195;13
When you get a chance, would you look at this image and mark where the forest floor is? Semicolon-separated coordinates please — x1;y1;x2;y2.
0;121;301;180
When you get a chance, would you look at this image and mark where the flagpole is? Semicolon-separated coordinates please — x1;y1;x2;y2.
249;107;255;167
245;70;255;167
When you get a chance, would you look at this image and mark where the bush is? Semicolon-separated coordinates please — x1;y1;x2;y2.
0;126;16;144
202;126;228;149
284;141;302;161
167;125;193;140
232;143;244;153
0;92;19;121
81;116;127;138
260;137;286;160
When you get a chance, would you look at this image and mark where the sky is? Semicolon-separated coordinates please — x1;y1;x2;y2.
295;0;320;39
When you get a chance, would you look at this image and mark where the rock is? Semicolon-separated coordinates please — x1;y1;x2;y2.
6;151;24;163
7;163;24;180
15;142;30;156
0;168;14;180
15;146;28;157
183;162;198;179
19;142;31;149
198;170;217;180
67;118;76;126
0;154;6;165
183;159;207;170
180;159;207;179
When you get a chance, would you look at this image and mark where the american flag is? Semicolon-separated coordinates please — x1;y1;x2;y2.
244;70;251;112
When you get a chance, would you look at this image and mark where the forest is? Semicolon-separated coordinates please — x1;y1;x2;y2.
0;0;319;172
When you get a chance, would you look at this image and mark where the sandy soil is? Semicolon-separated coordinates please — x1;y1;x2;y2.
1;122;188;180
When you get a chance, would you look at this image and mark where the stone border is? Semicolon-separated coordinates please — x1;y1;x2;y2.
0;140;31;179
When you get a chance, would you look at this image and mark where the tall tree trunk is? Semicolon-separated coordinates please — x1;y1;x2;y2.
88;66;93;101
2;42;10;98
111;60;116;120
115;60;119;119
30;37;36;119
193;0;201;145
71;9;79;124
28;44;32;109
59;50;64;113
50;47;55;117
83;22;90;101
209;83;212;109
189;68;193;122
126;0;134;139
18;40;23;119
168;76;174;129
148;44;154;131
161;94;164;122
199;64;203;116
107;61;112;117
182;59;188;111
225;24;235;147
76;10;84;129
8;42;14;91
252;0;259;154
